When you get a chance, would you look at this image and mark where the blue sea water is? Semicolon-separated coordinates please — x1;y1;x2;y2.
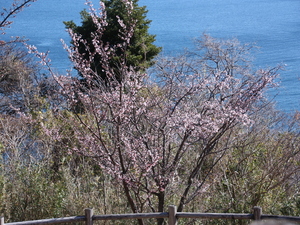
2;0;300;112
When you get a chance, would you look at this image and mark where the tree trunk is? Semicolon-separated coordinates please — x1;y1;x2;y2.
122;180;144;225
157;192;165;225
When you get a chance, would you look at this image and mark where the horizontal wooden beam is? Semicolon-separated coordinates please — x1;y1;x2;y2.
93;212;168;221
5;216;85;225
177;212;253;220
4;206;300;225
261;215;300;222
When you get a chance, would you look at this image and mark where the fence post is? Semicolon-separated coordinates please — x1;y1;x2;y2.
85;208;93;225
1;216;4;225
253;206;262;220
168;205;177;225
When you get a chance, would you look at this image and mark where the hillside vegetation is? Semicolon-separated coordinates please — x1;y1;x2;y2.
1;1;300;224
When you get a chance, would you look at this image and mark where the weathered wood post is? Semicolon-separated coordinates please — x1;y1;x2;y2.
0;216;4;225
85;208;94;225
168;205;177;225
253;206;262;221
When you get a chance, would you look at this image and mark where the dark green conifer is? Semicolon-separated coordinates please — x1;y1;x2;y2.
64;0;161;84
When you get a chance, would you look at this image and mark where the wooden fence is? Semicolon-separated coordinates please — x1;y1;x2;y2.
1;206;300;225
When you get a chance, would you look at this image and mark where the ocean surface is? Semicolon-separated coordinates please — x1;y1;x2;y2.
2;0;300;112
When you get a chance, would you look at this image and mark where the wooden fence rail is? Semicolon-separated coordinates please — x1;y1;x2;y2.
1;206;300;225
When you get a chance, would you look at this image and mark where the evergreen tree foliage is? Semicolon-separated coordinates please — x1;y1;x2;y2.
64;0;161;84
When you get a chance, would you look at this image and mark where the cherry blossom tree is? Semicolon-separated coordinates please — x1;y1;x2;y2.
32;1;281;224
